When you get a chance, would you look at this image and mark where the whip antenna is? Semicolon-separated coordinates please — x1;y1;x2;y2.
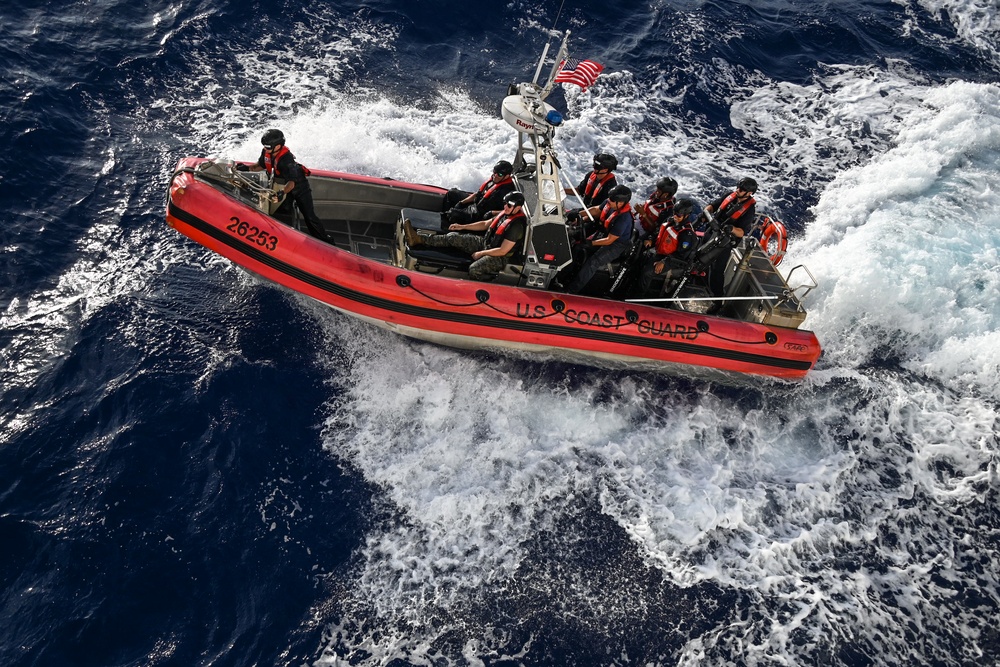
532;0;568;84
551;0;566;31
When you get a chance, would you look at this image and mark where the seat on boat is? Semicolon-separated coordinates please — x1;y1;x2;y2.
398;207;473;272
405;246;473;271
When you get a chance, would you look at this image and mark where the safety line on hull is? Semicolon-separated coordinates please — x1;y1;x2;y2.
403;278;774;345
403;279;567;321
167;202;812;372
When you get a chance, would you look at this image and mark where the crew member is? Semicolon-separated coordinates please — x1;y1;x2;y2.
441;160;516;225
566;185;634;294
236;129;329;242
636;198;698;297
565;152;619;213
700;177;758;312
404;191;528;281
634;176;678;238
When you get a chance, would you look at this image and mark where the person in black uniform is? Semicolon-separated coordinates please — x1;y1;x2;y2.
563;153;620;242
565;152;619;208
441;160;517;225
236;129;329;242
700;177;758;312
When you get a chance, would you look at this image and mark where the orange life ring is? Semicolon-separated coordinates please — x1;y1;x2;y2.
758;216;788;266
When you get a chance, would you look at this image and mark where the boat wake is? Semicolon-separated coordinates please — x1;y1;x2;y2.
109;1;1000;663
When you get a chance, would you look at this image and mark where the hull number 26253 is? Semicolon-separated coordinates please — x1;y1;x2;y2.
227;216;278;251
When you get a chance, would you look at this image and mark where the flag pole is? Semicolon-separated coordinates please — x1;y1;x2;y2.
531;42;552;85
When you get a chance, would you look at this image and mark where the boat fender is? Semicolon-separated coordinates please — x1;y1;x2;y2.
759;216;788;266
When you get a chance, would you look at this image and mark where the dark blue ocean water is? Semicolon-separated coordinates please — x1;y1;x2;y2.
3;1;1000;665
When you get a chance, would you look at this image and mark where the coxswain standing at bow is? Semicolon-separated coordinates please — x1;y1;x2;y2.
236;129;330;243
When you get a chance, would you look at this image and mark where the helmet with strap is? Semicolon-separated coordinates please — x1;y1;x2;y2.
593;153;618;171
607;184;632;203
656;177;678;196
261;129;285;147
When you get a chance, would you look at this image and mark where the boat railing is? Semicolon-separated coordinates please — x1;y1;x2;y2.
193;159;285;215
783;264;818;303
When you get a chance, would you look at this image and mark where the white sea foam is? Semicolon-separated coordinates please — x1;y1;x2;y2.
795;80;1000;397
315;312;999;665
898;0;1000;63
109;8;1000;664
303;50;999;667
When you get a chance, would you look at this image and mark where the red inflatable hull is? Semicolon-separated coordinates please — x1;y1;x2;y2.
166;158;821;380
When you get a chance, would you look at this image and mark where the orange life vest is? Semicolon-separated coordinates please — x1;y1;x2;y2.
484;210;526;254
637;194;673;234
263;146;311;179
584;171;616;200
598;201;625;231
477;175;514;202
716;191;755;222
654;224;682;255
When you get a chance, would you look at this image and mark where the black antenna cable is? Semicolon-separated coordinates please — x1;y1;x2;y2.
551;0;567;31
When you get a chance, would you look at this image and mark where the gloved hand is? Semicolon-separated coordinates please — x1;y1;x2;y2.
722;225;739;246
565;210;580;224
235;163;250;172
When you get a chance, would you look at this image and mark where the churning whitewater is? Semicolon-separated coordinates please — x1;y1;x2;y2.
1;1;998;665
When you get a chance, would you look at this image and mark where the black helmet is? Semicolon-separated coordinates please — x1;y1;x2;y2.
737;177;758;194
656;177;678;196
593;153;618;171
261;129;285;147
504;191;525;207
673;198;695;217
607;185;632;203
493;160;513;176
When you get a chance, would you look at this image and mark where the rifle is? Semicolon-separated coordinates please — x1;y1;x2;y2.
664;209;734;299
607;230;645;297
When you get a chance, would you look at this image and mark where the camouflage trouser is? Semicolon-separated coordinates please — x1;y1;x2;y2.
425;232;507;281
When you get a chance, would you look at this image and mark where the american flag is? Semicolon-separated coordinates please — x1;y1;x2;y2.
553;58;604;91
